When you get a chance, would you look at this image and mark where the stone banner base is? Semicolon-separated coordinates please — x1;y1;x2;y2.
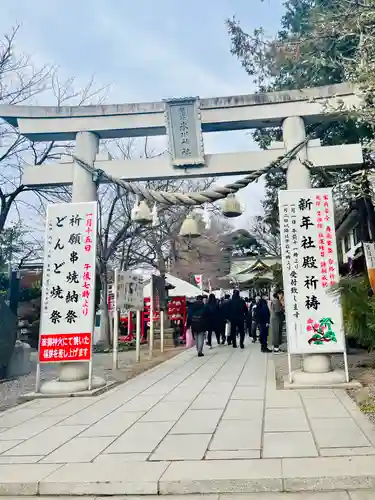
20;380;116;401
284;371;362;390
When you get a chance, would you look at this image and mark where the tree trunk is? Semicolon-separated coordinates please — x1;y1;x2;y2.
357;199;371;242
364;196;375;242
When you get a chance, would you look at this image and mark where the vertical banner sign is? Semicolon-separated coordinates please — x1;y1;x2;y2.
363;242;375;293
39;202;98;363
279;189;345;354
116;271;144;311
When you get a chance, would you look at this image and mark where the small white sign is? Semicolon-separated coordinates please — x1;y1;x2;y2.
364;242;375;269
40;202;98;337
279;188;345;354
115;270;143;311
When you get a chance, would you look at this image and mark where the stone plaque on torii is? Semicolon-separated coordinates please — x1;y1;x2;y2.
0;82;364;395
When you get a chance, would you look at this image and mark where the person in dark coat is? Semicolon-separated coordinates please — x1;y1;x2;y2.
186;296;206;357
203;294;222;347
228;290;247;349
252;295;271;352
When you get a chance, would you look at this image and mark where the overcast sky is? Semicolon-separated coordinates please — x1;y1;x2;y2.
1;0;285;228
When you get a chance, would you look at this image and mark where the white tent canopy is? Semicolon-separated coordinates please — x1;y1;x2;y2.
143;273;202;298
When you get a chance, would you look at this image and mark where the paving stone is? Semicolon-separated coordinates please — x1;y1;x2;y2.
190;393;230;410
320;447;375;456
298;389;338;399
170;409;222;434
0;463;61;496
141;384;177;396
206;450;260;459
41;436;115;463
23;398;71;411
310;418;370;448
0;497;96;500
96;496;218;500
0;440;23;454
0;408;47;428
150;433;211;461
209;420;262;451
231;386;264;400
80;410;144;437
349;491;375;499
264;408;309;432
59;398;124;425
237;376;267;388
42;398;97;417
303;398;350;418
334;390;375;447
0;416;64;440
162;390;199;403
220;493;350;500
39;461;169;496
263;432;318;458
4;424;86;456
282;455;375;491
140;402;189;422
222;400;263;420
105;421;174;453
159;459;282;494
118;394;165;412
0;455;44;464
94;453;149;462
201;382;234;395
266;391;302;408
59;409;115;426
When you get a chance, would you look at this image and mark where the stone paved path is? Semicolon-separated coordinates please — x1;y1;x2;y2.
1;342;375;495
0;493;373;499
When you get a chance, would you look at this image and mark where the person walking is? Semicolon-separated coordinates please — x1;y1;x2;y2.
204;294;221;348
270;292;283;352
221;294;232;345
228;290;247;349
253;295;271;352
250;299;258;342
186;295;206;357
245;297;253;337
217;297;227;344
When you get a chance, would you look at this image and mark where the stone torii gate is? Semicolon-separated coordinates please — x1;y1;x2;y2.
0;82;363;394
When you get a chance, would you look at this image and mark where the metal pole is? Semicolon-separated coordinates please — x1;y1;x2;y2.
149;301;154;360
113;269;119;371
88;359;93;391
343;352;350;383
160;310;164;353
128;310;132;336
35;360;41;393
287;351;292;384
136;309;141;362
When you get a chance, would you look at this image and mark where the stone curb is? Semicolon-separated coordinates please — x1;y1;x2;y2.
1;457;375;496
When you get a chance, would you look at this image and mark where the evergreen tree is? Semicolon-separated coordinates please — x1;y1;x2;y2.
227;0;374;226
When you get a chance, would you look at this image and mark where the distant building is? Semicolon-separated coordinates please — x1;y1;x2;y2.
220;254;281;296
335;199;375;274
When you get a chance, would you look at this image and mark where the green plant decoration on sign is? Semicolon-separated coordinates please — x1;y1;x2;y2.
307;317;337;345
